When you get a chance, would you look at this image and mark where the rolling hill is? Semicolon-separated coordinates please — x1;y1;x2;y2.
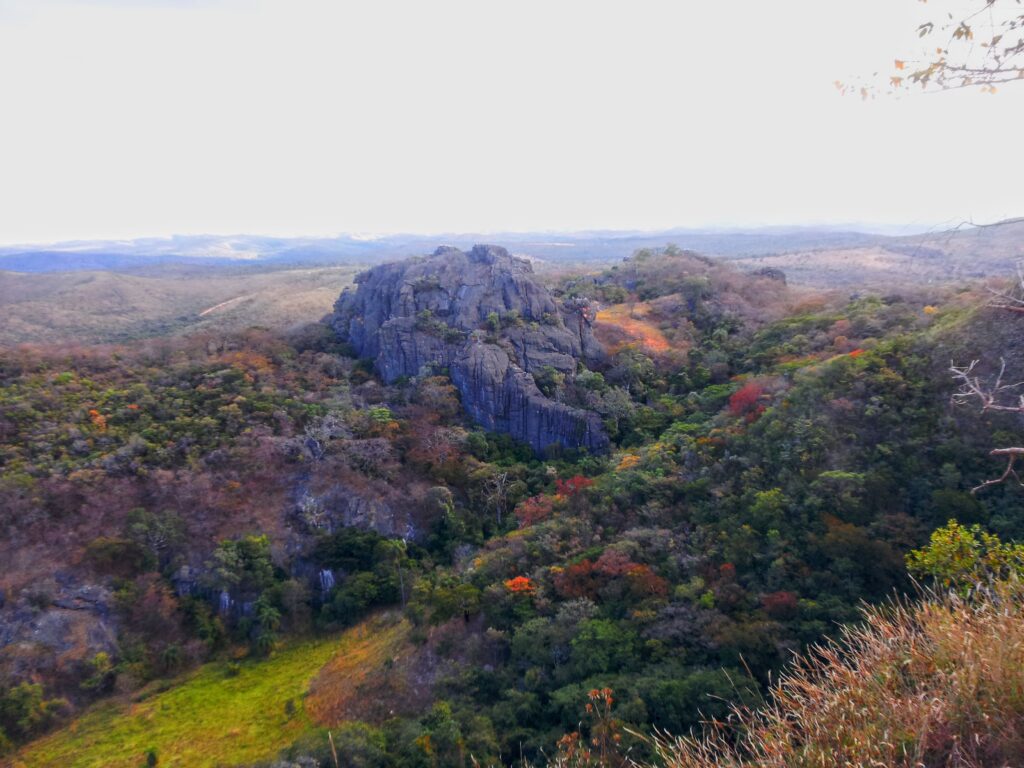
0;265;358;345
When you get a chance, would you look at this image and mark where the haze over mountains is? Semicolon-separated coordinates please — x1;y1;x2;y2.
1;219;1021;281
0;229;875;273
0;219;1021;346
2;219;1021;276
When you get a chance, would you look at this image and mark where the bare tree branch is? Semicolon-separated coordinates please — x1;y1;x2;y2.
972;448;1024;493
839;0;1024;95
986;262;1024;312
950;355;1024;493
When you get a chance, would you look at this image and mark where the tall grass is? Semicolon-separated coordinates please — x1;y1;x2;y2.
645;579;1024;768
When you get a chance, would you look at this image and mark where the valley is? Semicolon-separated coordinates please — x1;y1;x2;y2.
5;0;1024;763
3;239;1024;766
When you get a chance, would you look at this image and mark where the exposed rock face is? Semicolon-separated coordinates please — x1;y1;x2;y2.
0;576;117;687
332;245;609;454
753;266;787;284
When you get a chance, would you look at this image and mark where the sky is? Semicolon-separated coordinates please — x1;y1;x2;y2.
0;0;1022;244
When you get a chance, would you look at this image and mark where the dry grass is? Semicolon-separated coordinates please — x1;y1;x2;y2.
644;580;1024;768
594;303;671;354
0;265;357;344
304;614;412;726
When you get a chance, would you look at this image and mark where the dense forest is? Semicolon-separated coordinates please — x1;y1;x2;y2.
2;247;1023;767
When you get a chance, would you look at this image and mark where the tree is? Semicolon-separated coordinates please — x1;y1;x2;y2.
838;0;1024;96
375;538;409;607
413;575;480;624
125;508;185;571
213;534;275;596
252;594;281;655
950;355;1024;491
482;471;512;527
0;683;68;743
417;701;465;768
729;381;765;418
907;520;1024;587
946;264;1024;492
897;0;1024;92
330;721;389;768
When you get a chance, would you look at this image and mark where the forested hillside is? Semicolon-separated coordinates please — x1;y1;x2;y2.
3;247;1022;767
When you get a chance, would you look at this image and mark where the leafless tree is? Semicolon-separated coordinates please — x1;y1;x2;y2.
341;437;394;476
302;411;352;459
951;357;1024;492
298;492;329;530
986;261;1024;314
484;471;512;527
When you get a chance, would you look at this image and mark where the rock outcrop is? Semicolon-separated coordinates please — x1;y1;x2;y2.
331;245;609;454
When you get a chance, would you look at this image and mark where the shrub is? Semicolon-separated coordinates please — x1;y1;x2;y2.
0;682;69;743
515;494;558;527
84;536;152;577
907;520;1024;588
728;381;764;418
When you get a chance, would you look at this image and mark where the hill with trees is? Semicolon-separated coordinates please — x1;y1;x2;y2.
2;244;1024;766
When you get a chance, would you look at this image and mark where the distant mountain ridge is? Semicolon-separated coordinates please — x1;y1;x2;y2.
2;220;1021;282
0;226;911;273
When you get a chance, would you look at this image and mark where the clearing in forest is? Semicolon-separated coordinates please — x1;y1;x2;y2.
594;301;671;353
15;614;406;768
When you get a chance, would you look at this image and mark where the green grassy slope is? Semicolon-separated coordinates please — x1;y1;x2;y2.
15;634;344;768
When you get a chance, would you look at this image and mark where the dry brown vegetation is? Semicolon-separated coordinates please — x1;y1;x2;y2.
639;580;1024;768
594;302;673;355
733;219;1024;289
0;264;357;344
305;613;483;727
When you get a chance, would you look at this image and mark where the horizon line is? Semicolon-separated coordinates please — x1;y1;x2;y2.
3;217;1017;250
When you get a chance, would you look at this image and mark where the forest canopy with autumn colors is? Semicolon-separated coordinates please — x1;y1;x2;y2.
3;0;1024;766
3;238;1024;767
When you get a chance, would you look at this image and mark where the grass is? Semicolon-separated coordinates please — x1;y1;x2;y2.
14;614;405;768
638;579;1024;768
305;616;411;726
0;264;358;345
594;302;670;354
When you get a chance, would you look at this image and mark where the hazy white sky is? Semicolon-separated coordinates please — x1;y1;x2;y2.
0;0;1021;244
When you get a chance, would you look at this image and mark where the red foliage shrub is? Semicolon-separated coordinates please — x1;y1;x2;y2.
554;559;601;599
625;564;669;599
555;475;594;496
729;382;764;417
761;590;799;619
515;494;557;527
595;549;635;577
556;550;668;602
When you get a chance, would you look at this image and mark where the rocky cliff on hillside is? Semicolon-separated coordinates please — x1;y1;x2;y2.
331;245;609;454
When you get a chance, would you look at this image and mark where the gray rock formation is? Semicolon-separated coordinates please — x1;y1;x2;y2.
331;245;609;454
0;576;117;686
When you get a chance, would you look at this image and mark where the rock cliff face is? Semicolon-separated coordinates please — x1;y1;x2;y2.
332;245;609;454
